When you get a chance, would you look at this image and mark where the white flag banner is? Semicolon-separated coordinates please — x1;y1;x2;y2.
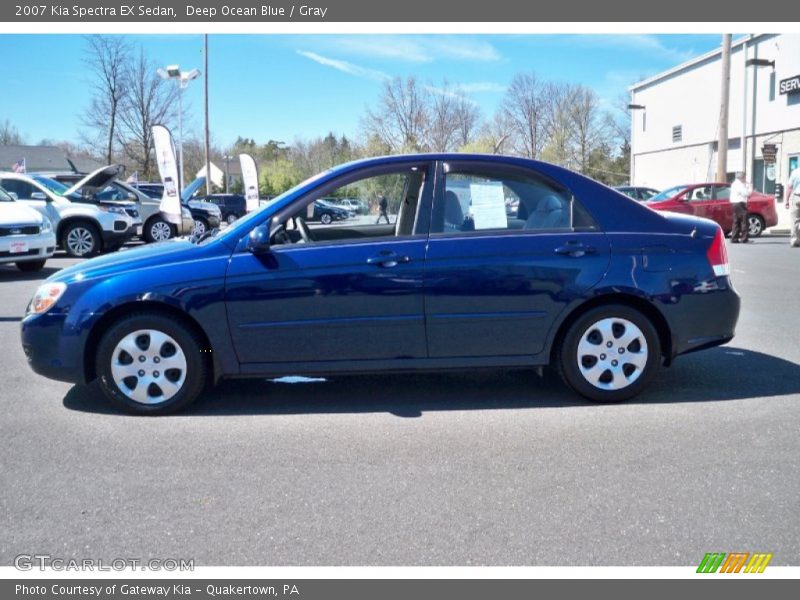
152;124;182;225
239;153;260;213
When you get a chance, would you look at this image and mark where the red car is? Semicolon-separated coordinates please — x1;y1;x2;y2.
645;183;778;237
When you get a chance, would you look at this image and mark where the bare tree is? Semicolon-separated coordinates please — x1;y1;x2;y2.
117;50;179;179
452;91;481;149
541;82;578;167
82;35;131;164
427;83;459;152
363;76;429;152
501;72;548;159
0;119;24;145
569;85;606;173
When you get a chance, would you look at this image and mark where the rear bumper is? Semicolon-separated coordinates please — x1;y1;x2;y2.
660;280;741;359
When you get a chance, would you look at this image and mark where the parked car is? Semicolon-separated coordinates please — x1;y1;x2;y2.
323;197;365;216
50;173;194;243
132;179;221;236
20;154;740;415
195;193;247;224
615;186;661;202
0;185;56;271
0;166;141;257
304;199;351;224
646;183;778;237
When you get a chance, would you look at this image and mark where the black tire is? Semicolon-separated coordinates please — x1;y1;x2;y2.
556;304;661;403
320;212;333;225
226;213;237;225
62;221;101;258
16;259;46;272
144;217;175;243
747;214;765;238
95;312;208;415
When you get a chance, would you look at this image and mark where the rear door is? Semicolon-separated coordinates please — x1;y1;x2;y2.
423;160;611;359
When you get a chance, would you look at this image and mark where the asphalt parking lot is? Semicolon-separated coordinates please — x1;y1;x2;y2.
1;237;799;566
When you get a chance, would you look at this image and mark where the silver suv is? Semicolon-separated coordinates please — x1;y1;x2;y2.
0;166;142;257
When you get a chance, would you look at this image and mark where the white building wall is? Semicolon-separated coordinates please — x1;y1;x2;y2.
630;34;800;231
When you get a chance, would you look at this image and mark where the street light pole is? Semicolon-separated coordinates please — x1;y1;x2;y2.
204;34;211;197
157;64;200;194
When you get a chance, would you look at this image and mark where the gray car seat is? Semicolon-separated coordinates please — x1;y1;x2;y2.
526;195;566;230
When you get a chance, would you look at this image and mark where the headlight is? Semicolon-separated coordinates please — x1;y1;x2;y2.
41;216;53;233
28;282;67;315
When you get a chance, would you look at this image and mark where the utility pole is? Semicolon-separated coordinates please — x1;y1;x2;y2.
716;34;732;182
204;34;211;196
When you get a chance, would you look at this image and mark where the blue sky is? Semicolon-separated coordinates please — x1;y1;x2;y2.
1;34;727;148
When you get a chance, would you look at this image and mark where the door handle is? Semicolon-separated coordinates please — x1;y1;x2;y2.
366;252;411;268
554;242;597;258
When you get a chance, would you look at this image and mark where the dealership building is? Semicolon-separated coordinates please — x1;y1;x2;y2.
629;34;800;231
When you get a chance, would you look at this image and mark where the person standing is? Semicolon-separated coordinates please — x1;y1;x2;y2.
729;171;752;243
376;192;390;224
785;165;800;248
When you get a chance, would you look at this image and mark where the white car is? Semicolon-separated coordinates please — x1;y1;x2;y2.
0;165;142;258
0;186;56;272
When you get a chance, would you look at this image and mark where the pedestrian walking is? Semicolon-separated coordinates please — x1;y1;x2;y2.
785;166;800;248
730;171;752;243
376;192;390;224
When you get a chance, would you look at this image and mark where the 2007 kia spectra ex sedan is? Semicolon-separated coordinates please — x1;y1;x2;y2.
20;154;741;415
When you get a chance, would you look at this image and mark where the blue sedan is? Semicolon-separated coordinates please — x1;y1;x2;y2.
20;154;740;414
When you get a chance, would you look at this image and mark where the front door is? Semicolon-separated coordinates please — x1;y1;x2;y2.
225;162;433;366
424;160;611;358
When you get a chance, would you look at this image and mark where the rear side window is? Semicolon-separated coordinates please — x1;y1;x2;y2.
432;164;596;235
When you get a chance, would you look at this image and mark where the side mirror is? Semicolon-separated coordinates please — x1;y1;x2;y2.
127;192;138;202
30;192;48;201
246;224;271;255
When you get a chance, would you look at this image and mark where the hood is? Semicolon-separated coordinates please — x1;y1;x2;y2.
64;164;125;197
0;200;44;225
49;238;210;284
182;176;207;202
188;198;219;212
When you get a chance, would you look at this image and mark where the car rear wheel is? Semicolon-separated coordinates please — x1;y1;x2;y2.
96;313;208;415
556;304;661;402
145;217;174;243
62;222;101;258
747;214;765;238
16;260;46;272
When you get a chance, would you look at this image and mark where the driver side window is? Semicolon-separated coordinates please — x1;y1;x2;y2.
272;165;430;247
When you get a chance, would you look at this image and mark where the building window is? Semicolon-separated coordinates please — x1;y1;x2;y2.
769;71;776;102
672;125;682;143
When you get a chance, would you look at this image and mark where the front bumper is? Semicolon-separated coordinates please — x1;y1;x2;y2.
101;226;137;249
0;231;56;263
21;311;85;384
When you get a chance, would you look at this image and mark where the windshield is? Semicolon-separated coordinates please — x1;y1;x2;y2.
649;185;688;201
0;186;13;202
32;176;70;196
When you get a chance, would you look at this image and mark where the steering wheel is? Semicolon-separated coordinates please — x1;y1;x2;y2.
272;223;292;246
296;217;313;243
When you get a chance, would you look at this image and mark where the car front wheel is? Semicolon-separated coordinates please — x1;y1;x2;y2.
62;222;101;257
748;214;765;237
226;214;237;225
320;213;333;225
193;218;208;237
95;313;208;415
556;304;661;402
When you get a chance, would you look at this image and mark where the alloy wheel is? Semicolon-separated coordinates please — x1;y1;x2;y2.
748;215;764;237
576;317;648;391
66;227;95;256
150;220;173;241
193;219;207;236
110;329;187;404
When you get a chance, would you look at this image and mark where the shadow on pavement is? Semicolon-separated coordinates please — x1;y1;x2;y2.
62;346;800;417
0;266;62;281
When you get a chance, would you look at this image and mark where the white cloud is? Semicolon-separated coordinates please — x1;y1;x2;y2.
297;51;390;82
322;36;502;64
580;34;697;63
457;82;507;94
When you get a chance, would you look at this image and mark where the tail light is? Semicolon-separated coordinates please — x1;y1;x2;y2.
706;227;730;277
